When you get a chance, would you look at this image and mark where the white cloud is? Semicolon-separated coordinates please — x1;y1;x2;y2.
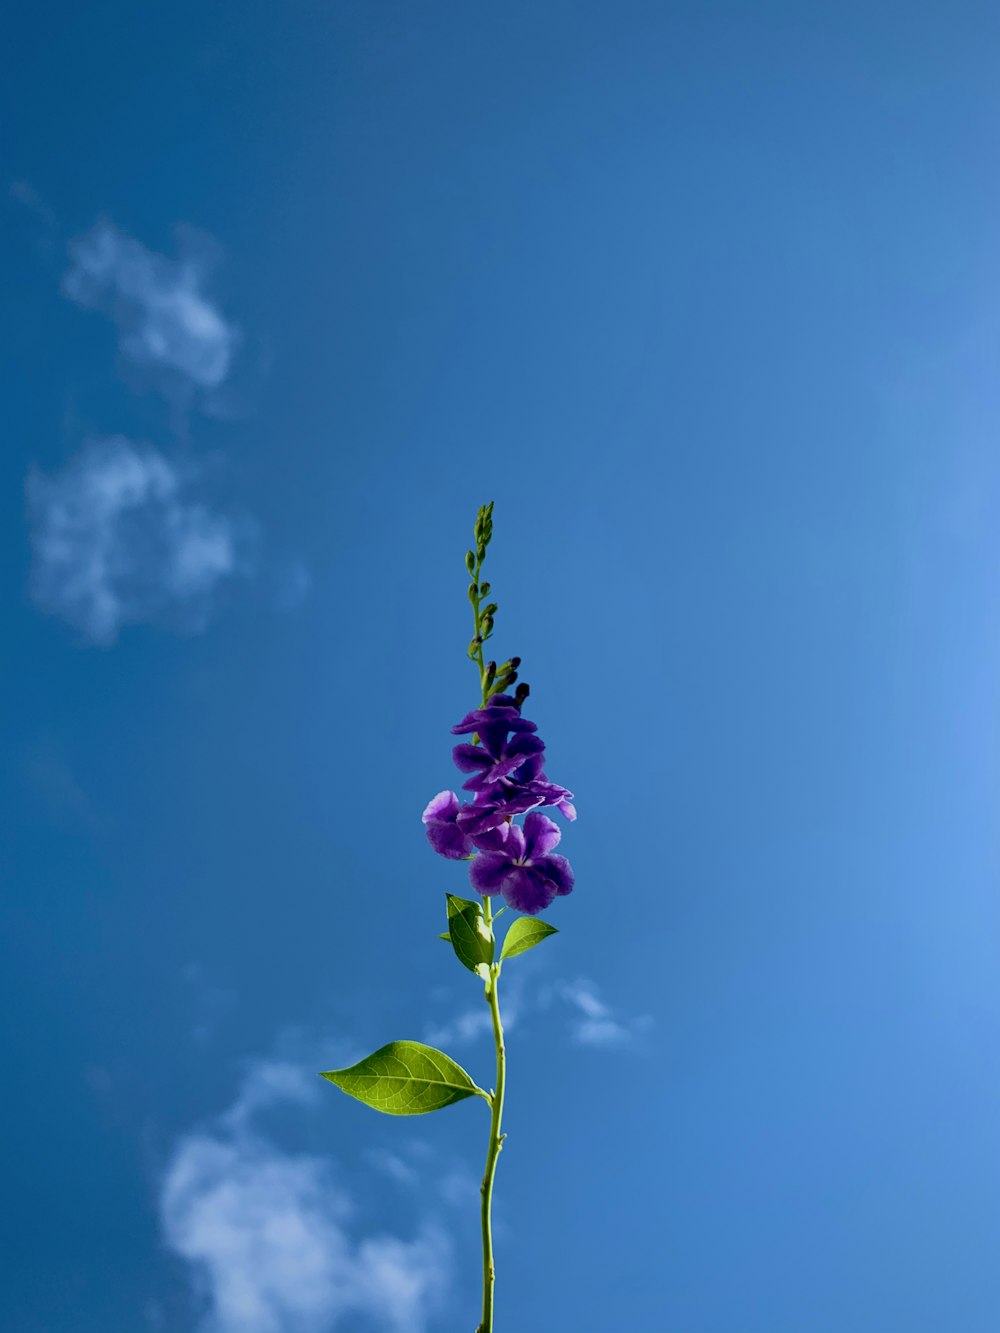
554;979;653;1049
27;436;248;643
427;968;649;1052
363;1149;419;1189
160;1061;450;1333
424;969;526;1049
63;219;238;390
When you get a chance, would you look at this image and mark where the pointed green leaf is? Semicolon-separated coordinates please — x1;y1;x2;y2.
438;931;451;941
320;1041;489;1115
500;915;558;961
445;894;494;977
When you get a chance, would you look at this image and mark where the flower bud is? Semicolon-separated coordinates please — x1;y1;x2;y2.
480;582;491;596
468;636;483;659
485;660;497;688
514;682;530;707
481;615;494;638
496;669;518;691
468;582;478;603
482;602;498;619
466;550;476;575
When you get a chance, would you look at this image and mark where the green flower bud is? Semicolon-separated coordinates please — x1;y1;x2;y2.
466;550;476;575
482;603;498;619
480;582;491;596
468;582;478;603
485;660;497;688
481;615;494;638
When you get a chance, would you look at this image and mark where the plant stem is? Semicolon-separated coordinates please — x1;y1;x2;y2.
470;508;505;1330
476;929;506;1333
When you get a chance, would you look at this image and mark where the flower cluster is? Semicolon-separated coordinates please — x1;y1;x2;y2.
423;693;576;914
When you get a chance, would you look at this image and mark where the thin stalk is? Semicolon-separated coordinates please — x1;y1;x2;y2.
476;948;506;1333
469;508;506;1330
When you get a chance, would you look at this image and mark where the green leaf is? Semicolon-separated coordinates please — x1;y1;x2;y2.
438;931;451;941
445;894;494;977
500;915;558;961
320;1041;489;1115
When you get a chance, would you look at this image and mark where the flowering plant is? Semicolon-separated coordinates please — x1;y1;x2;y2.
321;502;575;1331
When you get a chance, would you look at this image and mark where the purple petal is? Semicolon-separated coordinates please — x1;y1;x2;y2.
482;735;545;784
477;719;514;759
493;787;544;816
452;744;491;774
511;752;545;784
535;853;574;896
422;790;459;824
469;852;512;896
556;798;577;821
451;705;537;736
502;865;557;915
504;823;526;861
425;821;473;859
472;824;511;852
450;705;519;735
523;812;561;858
508;733;545;760
522;777;574;811
456;801;506;836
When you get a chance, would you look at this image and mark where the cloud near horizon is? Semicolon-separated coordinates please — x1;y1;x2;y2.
63;219;239;391
159;1060;450;1333
27;436;249;643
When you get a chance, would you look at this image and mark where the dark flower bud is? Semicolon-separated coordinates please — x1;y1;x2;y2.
482;602;498;619
496;669;518;691
468;636;483;659
508;656;521;671
485;660;497;688
468;582;478;603
514;682;530;707
480;582;491;596
481;615;494;638
466;550;476;575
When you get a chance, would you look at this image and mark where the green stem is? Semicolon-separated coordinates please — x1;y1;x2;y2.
470;509;505;1330
476;940;506;1333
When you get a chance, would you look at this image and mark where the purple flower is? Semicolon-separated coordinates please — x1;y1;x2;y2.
452;729;545;792
469;812;574;914
503;750;578;821
422;791;473;859
450;695;538;739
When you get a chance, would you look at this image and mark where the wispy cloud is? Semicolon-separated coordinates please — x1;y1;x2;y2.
9;180;57;253
424;970;527;1049
24;737;92;825
27;436;250;643
63;219;238;391
554;979;653;1049
160;1060;450;1333
427;967;650;1053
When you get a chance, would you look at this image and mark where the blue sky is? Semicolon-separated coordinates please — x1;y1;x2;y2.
5;2;1000;1329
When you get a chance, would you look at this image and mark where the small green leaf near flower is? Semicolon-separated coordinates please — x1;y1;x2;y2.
446;893;494;977
500;915;558;961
